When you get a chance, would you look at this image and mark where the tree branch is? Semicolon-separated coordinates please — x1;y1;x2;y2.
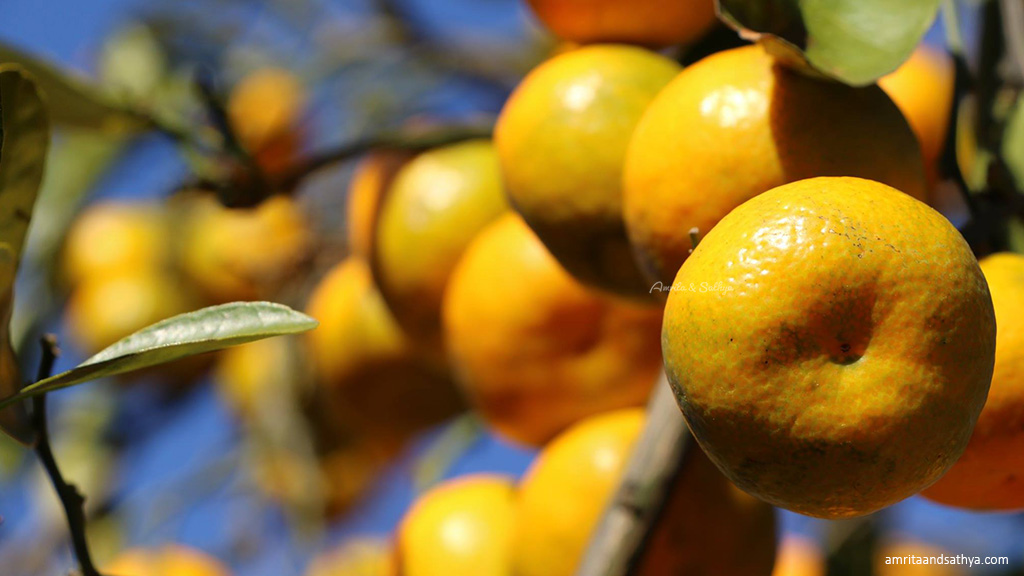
575;374;693;576
30;335;103;576
191;122;494;207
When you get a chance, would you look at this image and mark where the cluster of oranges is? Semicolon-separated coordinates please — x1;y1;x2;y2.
67;0;1024;574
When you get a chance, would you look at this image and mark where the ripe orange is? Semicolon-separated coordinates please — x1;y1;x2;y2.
495;44;680;298
179;194;312;304
525;0;716;47
346;151;412;261
62;201;169;288
65;270;195;356
104;545;230;576
879;44;955;187
227;67;305;175
395;475;516;576
662;177;995;518
442;214;662;446
922;252;1024;510
624;44;928;289
304;257;462;450
772;537;825;576
374;139;508;353
513;409;776;576
215;336;297;423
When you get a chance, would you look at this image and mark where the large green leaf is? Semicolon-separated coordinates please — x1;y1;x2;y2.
0;66;50;445
0;302;318;410
0;41;151;134
717;0;942;86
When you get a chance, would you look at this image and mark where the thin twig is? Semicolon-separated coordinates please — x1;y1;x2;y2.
172;122;494;207
274;123;494;191
575;374;692;576
30;335;103;576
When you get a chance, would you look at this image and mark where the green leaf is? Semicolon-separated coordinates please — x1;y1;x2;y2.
1002;94;1024;191
1008;218;1024;255
0;302;318;410
0;66;51;289
717;0;942;86
0;40;151;134
413;414;484;494
0;66;50;445
11;130;128;349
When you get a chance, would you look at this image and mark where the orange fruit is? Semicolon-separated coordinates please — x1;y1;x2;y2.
227;67;305;175
662;177;996;518
922;253;1024;510
374;139;508;353
513;409;776;576
879;44;955;186
347;151;413;261
624;44;928;289
442;214;662;446
772;537;825;576
495;44;681;298
304;257;462;450
179;194;312;303
525;0;716;47
65;270;195;356
306;539;394;576
62;201;169;287
104;545;230;576
395;474;516;576
215;336;297;422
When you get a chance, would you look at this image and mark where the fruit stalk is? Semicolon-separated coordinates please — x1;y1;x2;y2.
30;335;103;576
574;373;692;576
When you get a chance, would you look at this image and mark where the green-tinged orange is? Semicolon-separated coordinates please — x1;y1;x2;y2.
347;151;413;261
923;253;1024;510
624;44;927;290
663;177;995;519
513;409;776;576
443;214;662;446
62;201;169;287
304;257;462;451
65;270;195;356
395;475;516;576
374;139;508;353
179;194;312;304
496;44;680;298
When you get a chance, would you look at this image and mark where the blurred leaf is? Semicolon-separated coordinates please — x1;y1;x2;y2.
1008;218;1024;254
0;302;318;408
0;66;50;445
0;40;151;134
11;130;128;350
717;0;941;85
99;23;167;103
958;95;992;193
1001;93;1024;190
412;414;483;494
